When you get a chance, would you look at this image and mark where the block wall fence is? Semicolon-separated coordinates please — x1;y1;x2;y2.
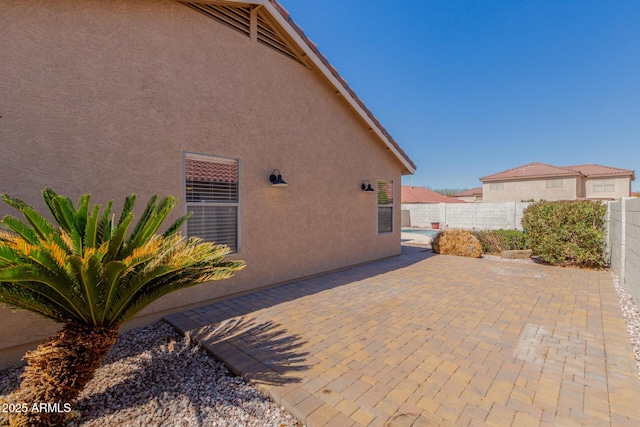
607;198;640;308
401;202;532;231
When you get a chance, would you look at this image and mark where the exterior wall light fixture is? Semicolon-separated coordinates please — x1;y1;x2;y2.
361;180;375;192
270;169;288;186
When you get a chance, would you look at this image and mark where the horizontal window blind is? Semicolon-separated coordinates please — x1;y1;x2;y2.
546;179;563;188
377;179;393;233
593;179;615;193
187;205;238;251
378;207;393;234
185;153;239;252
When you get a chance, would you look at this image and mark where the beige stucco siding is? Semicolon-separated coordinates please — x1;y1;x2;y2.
0;0;405;368
482;177;578;202
584;177;631;200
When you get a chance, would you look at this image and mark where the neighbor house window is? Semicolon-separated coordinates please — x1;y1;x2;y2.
593;179;615;193
546;179;563;188
490;183;504;191
377;179;393;233
185;153;239;252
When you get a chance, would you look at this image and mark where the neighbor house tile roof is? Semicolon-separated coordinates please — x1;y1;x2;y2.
401;186;466;204
480;162;635;182
452;187;483;197
563;164;635;179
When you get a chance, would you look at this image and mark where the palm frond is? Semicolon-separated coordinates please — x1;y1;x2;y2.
0;266;90;323
162;212;191;238
50;195;77;233
96;200;114;244
18;206;58;242
0;215;39;244
117;194;136;227
84;204;102;249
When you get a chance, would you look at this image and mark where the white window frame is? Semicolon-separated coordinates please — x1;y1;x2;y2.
546;179;563;188
592;179;615;193
490;183;504;191
183;152;240;253
377;178;393;234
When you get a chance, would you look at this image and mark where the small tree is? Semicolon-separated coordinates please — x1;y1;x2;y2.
0;189;245;426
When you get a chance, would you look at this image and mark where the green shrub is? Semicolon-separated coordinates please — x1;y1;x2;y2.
521;200;607;268
431;229;482;258
473;229;527;254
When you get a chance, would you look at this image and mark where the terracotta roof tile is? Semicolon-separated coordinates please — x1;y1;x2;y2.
401;186;466;204
452;187;483;197
561;164;635;179
481;162;635;182
480;162;578;182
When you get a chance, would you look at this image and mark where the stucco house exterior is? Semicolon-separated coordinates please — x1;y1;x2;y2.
451;187;483;203
481;163;635;203
0;0;416;368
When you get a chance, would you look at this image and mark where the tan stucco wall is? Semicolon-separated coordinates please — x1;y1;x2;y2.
482;177;578;202
0;0;406;368
584;177;631;199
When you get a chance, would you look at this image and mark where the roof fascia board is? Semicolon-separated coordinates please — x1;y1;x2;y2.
192;0;415;174
481;173;579;183
585;173;635;179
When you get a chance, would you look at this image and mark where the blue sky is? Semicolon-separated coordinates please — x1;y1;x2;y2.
279;0;639;191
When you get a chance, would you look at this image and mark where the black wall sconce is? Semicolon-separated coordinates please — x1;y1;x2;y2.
270;169;288;186
361;180;375;192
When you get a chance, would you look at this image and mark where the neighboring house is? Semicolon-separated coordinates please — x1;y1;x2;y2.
451;187;483;202
0;0;416;368
401;186;466;204
481;163;635;203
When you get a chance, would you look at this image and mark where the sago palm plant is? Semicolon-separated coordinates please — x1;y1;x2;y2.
0;189;245;426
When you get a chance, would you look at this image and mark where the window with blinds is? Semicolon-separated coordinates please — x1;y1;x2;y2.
185;153;239;252
545;179;563;188
377;179;393;233
593;179;615;193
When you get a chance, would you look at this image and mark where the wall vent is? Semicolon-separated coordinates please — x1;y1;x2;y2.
184;3;304;64
256;12;302;63
185;3;251;37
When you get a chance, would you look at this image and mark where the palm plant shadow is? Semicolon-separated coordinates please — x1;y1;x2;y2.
186;316;310;384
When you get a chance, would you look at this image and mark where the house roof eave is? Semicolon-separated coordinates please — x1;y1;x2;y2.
181;0;417;175
262;0;417;174
480;172;579;183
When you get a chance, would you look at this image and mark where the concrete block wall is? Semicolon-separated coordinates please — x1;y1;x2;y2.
401;202;531;230
608;198;640;308
608;201;623;274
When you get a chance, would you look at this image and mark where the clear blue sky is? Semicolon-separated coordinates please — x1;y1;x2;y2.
279;0;639;191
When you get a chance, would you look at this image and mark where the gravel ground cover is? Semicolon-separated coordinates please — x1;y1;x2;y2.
1;322;301;426
612;272;640;377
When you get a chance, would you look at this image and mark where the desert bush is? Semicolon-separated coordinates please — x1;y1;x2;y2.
431;229;482;258
521;200;607;268
473;229;527;254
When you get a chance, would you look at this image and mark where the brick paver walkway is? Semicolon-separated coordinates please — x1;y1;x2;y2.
165;246;640;426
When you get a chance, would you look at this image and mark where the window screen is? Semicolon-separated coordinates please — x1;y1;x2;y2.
377;179;393;233
185;153;239;252
593;179;615;193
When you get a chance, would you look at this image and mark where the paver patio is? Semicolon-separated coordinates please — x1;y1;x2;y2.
165;246;640;426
